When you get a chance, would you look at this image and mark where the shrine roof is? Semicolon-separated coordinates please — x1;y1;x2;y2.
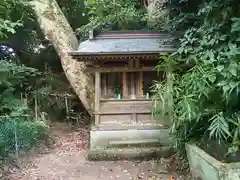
68;30;176;57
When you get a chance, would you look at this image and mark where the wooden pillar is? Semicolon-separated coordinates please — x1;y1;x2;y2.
139;72;143;96
129;59;135;98
122;72;127;97
95;72;100;125
129;59;134;68
135;59;140;68
131;73;134;96
136;60;141;97
103;73;107;98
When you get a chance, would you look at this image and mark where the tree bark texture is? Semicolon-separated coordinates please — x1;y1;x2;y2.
147;0;168;28
31;0;94;115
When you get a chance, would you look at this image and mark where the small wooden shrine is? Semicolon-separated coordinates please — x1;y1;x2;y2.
69;30;176;157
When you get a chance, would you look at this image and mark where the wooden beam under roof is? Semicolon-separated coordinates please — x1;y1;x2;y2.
71;53;162;61
85;66;156;73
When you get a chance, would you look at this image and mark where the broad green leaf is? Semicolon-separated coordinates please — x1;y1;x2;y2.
208;75;216;83
217;65;224;72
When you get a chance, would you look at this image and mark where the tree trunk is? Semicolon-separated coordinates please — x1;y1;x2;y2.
30;0;94;115
147;0;168;28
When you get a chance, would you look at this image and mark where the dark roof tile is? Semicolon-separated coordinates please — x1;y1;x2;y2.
69;31;176;56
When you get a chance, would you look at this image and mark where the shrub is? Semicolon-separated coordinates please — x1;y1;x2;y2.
153;0;240;160
0;117;48;157
0;60;48;158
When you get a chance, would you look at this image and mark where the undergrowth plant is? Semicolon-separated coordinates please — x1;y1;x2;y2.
153;0;240;159
0;61;48;158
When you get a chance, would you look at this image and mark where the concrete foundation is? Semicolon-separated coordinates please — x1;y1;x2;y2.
88;128;171;160
186;143;240;180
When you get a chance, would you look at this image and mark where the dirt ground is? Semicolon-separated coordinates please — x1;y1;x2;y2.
6;122;188;180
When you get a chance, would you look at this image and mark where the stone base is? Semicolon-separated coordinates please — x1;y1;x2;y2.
186;143;240;180
88;147;173;161
88;127;171;160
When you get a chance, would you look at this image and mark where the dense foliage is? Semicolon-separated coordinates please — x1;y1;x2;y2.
58;0;89;30
0;61;48;157
0;0;33;39
0;0;95;161
1;0;87;121
153;0;240;158
0;0;94;159
0;0;49;158
78;0;148;38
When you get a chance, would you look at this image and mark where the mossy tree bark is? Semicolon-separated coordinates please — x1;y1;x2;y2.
147;0;168;28
31;0;94;115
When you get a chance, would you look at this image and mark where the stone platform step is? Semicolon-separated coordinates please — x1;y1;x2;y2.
88;146;173;161
90;128;170;149
109;138;161;148
88;127;171;160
